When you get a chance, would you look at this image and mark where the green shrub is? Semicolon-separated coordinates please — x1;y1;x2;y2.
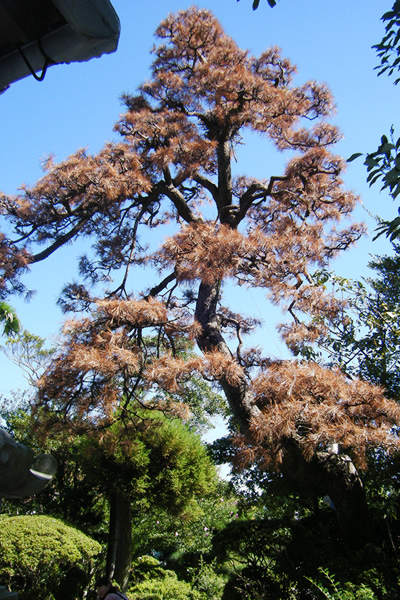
307;568;378;600
128;556;200;600
0;514;101;600
189;557;225;600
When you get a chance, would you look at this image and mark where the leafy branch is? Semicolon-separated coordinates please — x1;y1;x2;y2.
348;128;400;241
0;301;20;337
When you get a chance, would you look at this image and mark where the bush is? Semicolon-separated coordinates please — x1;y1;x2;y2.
127;556;201;600
189;557;225;600
0;514;101;600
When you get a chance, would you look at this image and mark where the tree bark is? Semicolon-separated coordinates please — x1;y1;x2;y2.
279;439;371;545
195;280;260;429
106;492;132;592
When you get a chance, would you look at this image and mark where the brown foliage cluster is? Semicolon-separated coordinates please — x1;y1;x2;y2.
35;297;170;430
148;9;335;145
95;297;168;328
0;232;30;295
232;361;400;472
145;349;244;394
0;144;151;295
1;7;363;329
34;296;240;432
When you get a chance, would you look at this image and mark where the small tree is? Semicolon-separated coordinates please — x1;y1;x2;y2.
0;327;223;591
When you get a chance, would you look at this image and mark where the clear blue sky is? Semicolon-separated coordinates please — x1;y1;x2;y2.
0;0;398;395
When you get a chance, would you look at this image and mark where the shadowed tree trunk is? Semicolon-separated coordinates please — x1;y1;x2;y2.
106;492;132;592
280;439;371;545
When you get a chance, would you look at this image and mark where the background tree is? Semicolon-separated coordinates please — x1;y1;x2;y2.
357;128;400;241
1;329;54;385
295;246;400;398
346;2;400;240
2;5;400;558
374;2;400;84
289;245;400;571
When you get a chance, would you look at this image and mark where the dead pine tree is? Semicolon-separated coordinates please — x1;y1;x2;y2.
2;8;400;569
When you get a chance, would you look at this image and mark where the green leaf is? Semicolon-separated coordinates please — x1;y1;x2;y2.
369;173;383;186
365;156;381;168
347;152;363;162
381;143;396;154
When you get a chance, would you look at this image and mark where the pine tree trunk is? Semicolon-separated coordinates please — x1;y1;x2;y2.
280;439;371;545
195;279;372;546
106;492;132;591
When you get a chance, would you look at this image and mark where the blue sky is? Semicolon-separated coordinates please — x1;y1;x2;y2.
0;0;398;395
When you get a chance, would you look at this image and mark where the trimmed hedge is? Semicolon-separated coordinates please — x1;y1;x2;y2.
0;515;101;600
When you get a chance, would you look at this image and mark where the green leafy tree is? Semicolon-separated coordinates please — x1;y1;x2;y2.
130;481;240;565
351;129;400;241
374;2;400;84
211;508;400;600
212;517;295;600
93;410;218;589
1;329;54;385
346;2;400;240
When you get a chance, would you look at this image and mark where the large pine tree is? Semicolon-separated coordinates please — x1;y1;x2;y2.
2;7;400;548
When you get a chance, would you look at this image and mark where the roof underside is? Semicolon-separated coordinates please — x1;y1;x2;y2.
0;0;120;92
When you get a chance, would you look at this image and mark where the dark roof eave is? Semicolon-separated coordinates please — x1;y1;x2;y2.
0;0;120;90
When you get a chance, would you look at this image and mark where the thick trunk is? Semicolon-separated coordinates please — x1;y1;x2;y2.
195;281;260;429
195;279;372;546
106;492;132;592
280;439;371;545
216;137;233;211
